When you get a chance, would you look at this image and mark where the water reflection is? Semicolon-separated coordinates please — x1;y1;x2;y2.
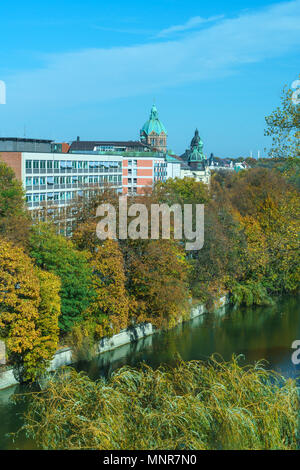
76;295;300;380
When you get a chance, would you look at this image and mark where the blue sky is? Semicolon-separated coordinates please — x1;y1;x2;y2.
0;0;299;157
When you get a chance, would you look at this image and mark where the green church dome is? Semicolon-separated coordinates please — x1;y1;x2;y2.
141;104;167;136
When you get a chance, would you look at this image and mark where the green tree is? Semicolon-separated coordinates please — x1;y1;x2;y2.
0;161;30;245
153;177;210;206
29;223;95;332
265;85;300;158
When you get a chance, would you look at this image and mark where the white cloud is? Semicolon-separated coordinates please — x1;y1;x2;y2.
156;15;225;38
4;1;300;109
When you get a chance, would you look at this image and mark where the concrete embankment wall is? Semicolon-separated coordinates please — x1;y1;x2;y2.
0;296;228;391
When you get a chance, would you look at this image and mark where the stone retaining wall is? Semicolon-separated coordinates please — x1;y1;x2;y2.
0;295;229;391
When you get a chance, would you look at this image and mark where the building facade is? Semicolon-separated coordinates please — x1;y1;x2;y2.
0;151;123;211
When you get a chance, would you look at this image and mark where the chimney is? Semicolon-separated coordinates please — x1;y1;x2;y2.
77;136;80;142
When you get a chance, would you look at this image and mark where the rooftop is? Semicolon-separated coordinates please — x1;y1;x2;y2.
141;104;167;136
69;140;150;153
0;137;53;143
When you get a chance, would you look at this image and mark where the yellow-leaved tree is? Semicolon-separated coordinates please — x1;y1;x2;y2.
0;238;61;381
86;239;132;338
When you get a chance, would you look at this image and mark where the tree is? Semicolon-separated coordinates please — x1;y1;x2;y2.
0;238;60;381
224;168;300;299
20;357;298;450
34;269;61;364
29;223;95;332
265;86;300;158
153;177;210;206
128;239;190;328
85;239;132;338
0;161;30;245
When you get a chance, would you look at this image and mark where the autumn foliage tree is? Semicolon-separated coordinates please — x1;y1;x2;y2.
84;239;132;338
127;239;190;328
0;238;60;381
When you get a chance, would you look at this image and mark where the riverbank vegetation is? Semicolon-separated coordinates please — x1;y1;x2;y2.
0;157;299;380
18;355;299;450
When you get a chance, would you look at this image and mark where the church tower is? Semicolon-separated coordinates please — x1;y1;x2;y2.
187;129;206;170
140;104;167;153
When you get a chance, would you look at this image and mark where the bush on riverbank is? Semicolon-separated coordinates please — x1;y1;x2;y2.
19;356;299;450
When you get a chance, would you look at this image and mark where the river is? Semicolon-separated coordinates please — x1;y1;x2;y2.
0;295;299;450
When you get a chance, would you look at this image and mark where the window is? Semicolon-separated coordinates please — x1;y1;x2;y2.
26;195;32;203
33;161;39;169
54;177;59;184
60;176;65;184
26;177;32;186
40;177;46;185
40;161;46;169
33;177;39;186
54;161;59;169
78;161;83;169
72;161;77;169
26;161;32;169
47;161;53;170
40;194;46;202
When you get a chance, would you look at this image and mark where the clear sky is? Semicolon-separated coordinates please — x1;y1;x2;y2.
0;0;299;157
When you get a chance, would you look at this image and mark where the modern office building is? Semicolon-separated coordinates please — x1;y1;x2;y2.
0;151;123;212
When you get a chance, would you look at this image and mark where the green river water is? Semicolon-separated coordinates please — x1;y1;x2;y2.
0;295;299;450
